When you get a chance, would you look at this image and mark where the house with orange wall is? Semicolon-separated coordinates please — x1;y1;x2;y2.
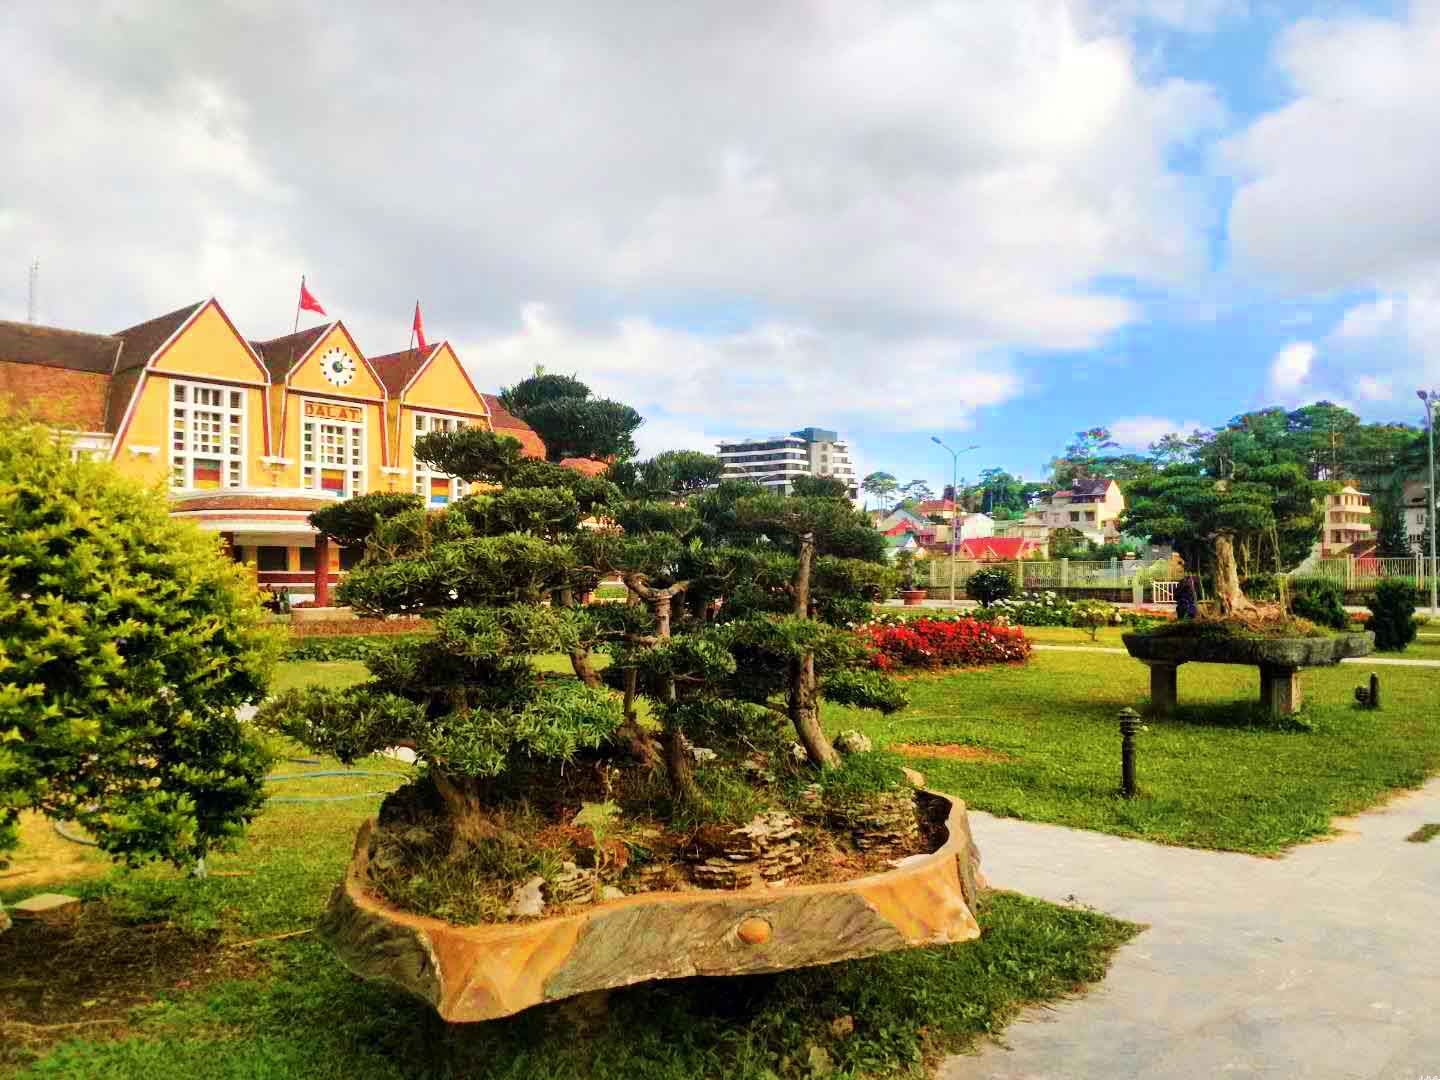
0;298;547;602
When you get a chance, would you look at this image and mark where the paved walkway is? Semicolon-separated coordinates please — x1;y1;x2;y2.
939;779;1440;1080
1032;643;1440;668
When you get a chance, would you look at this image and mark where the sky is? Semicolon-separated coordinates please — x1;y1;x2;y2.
4;0;1440;493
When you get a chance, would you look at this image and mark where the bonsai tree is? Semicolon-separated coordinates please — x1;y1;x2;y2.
500;372;642;463
1368;579;1418;651
0;424;277;869
895;549;919;592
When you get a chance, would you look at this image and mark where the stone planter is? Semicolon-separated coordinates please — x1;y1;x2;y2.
321;791;983;1022
291;606;356;624
1122;630;1373;717
901;589;929;606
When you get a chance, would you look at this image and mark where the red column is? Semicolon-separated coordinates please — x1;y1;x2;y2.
314;535;331;607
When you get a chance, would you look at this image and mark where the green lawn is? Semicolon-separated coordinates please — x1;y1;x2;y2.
828;642;1439;854
2;658;1137;1079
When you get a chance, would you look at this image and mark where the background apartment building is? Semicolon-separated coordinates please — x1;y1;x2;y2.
717;427;858;499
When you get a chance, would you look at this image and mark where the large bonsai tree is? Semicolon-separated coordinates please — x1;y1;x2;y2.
262;433;905;866
500;372;643;463
0;424;277;868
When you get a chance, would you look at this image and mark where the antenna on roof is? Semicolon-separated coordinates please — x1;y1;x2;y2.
27;258;39;324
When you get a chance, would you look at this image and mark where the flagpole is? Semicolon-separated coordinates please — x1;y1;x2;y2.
293;275;305;336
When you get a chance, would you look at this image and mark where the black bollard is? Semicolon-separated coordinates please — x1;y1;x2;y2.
1119;707;1141;798
1369;672;1380;710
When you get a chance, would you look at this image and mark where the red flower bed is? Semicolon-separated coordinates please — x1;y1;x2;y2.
861;617;1032;671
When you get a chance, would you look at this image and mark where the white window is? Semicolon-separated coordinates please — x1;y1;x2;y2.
300;400;366;497
412;412;468;505
170;381;246;490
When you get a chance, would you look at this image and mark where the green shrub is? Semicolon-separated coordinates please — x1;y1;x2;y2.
1367;578;1418;652
967;566;1016;606
1071;600;1114;641
1240;573;1280;601
1291;578;1347;630
284;633;435;662
0;424;278;868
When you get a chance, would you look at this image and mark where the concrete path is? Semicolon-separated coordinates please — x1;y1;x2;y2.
1032;643;1440;668
938;779;1440;1080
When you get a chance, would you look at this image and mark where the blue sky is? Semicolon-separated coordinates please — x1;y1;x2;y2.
5;1;1439;489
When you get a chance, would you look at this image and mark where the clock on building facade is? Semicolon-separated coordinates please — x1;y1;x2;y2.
319;347;357;387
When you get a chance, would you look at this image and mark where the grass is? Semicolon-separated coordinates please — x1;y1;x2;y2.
2;658;1138;1079
828;638;1440;854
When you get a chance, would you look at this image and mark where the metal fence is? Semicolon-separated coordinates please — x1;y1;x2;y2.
1290;557;1439;589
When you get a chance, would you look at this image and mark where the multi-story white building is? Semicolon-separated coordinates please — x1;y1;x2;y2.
717;427;858;498
1320;483;1375;557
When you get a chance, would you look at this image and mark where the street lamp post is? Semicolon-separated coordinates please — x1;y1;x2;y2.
931;437;980;604
1419;390;1439;616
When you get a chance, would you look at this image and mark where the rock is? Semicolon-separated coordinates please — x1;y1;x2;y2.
689;746;718;764
691;811;803;884
600;885;626;901
10;893;81;922
691;858;757;889
836;730;873;755
546;863;598;906
830;792;920;853
900;766;926;789
790;742;809;762
830;1015;855;1039
507;877;546;918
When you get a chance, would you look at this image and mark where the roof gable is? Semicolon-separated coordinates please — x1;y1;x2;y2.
482;393;546;459
250;325;331;383
145;299;269;384
113;302;206;373
283;323;385;400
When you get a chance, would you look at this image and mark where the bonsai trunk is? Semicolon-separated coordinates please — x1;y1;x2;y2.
556;585;603;689
1214;532;1252;616
431;770;510;860
662;724;699;805
789;532;840;768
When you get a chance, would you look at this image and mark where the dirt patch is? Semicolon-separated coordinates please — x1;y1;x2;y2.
0;812;111;891
892;743;1014;764
0;901;264;1067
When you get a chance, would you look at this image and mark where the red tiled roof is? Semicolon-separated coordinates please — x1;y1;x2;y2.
249;325;331;383
482;393;546;459
958;537;1043;560
918;498;957;512
559;457;610;477
369;344;439;396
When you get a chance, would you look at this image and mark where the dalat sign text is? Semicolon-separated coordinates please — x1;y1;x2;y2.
304;401;363;423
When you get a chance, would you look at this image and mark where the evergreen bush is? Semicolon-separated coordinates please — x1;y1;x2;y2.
1367;578;1418;652
0;425;278;868
967;566;1016;606
1290;578;1347;630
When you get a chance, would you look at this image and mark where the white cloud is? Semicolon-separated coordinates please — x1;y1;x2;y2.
1108;414;1205;448
1354;375;1393;402
1224;1;1440;385
1;1;1222;433
1269;341;1316;391
1335;297;1398;340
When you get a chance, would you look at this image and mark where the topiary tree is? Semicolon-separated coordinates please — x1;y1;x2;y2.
0;424;278;869
1367;578;1418;651
310;491;424;549
968;566;1016;606
500;373;642;463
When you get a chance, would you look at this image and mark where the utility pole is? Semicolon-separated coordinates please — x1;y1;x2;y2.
1419;390;1438;616
931;437;979;604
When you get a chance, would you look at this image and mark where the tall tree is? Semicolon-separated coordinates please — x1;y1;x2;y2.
898;479;934;504
500;374;643;463
609;450;724;499
861;470;899;512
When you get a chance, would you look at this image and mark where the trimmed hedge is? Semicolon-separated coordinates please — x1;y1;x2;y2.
284;633;434;662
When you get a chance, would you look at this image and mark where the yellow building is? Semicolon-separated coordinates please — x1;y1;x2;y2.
0;298;547;602
1320;483;1375;557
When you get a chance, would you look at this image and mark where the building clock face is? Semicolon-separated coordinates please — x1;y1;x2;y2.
319;347;358;387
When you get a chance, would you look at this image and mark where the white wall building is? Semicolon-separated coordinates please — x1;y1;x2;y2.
718;427;858;498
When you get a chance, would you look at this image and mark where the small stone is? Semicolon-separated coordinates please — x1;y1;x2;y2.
691;858;757;889
689;746;718;764
10;893;80;921
546;864;598;906
830;1015;855;1039
507;877;546;918
836;730;872;755
900;767;926;789
600;885;626;901
790;742;809;762
736;916;772;945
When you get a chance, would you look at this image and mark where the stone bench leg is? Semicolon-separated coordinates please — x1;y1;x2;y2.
1260;664;1301;717
1145;662;1179;716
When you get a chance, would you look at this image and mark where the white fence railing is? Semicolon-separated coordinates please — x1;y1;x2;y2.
1151;581;1178;604
1290;557;1438;589
925;557;1177;592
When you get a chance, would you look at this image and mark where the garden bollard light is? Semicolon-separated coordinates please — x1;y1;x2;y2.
1119;707;1141;798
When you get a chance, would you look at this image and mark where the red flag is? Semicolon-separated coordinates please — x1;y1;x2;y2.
412;301;428;351
299;279;326;316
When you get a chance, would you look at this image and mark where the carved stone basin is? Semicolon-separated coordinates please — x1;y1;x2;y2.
1122;630;1374;716
320;791;983;1022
